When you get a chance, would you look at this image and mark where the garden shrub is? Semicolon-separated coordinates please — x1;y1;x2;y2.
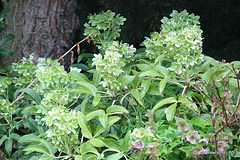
0;9;239;160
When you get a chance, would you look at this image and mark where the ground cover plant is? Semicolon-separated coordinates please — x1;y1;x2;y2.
0;9;240;160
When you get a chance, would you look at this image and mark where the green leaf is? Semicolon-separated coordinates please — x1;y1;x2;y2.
70;64;89;71
5;139;12;156
69;71;89;82
166;103;177;121
0;135;8;146
77;112;92;139
14;88;41;104
107;116;121;128
92;93;101;108
75;155;82;160
93;70;101;86
140;79;151;99
93;124;105;138
40;139;55;156
21;106;38;114
131;89;144;106
138;70;162;78
99;115;108;129
85;110;105;121
102;138;122;151
188;117;212;128
23;118;38;131
0;7;9;19
106;152;123;160
90;138;106;147
82;154;96;160
10;133;20;141
77;53;94;63
202;67;216;83
0;34;14;46
0;48;13;56
106;105;128;115
118;75;135;87
155;65;169;78
151;97;177;114
123;130;131;152
159;77;169;95
76;81;97;96
24;144;50;155
80;142;99;156
19;134;42;143
154;55;166;65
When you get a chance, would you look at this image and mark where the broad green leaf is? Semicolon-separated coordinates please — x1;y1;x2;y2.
159;77;169;95
154;55;166;65
93;70;101;86
70;63;89;71
118;75;135;87
131;89;144;106
136;64;153;71
140;79;151;99
76;81;97;96
82;154;96;160
101;138;122;151
107;116;121;128
106;152;123;160
86;110;105;121
69;71;89;82
178;95;199;112
77;53;94;63
40;139;55;156
0;48;13;56
151;97;177;114
106;134;119;140
123;130;131;152
90;138;106;147
75;155;82;160
193;56;215;76
19;134;42;143
80;142;99;156
71;86;93;96
138;70;162;78
229;78;238;88
39;156;51;160
23;118;38;131
10;133;20;141
99;115;108;129
202;67;216;83
77;112;92;139
166;103;177;121
94;124;105;138
188;117;212;128
155;65;169;78
0;34;14;46
24;144;50;155
5;139;12;156
92;93;101;108
106;105;128;115
21;106;38;114
0;135;8;146
14;88;41;104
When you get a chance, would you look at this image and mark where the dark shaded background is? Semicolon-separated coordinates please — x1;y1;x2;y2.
78;0;240;62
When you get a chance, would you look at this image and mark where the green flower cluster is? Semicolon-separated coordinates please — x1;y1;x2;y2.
0;99;15;121
84;10;126;51
0;76;11;95
93;41;136;92
144;10;204;73
12;56;37;88
43;106;79;150
35;58;72;94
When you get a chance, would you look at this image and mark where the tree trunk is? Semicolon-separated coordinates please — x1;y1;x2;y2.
0;0;79;68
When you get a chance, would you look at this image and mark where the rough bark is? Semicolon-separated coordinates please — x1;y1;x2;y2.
0;0;79;68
